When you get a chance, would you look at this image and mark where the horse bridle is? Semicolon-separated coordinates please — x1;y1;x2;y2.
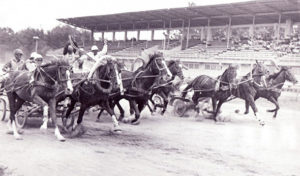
38;65;71;86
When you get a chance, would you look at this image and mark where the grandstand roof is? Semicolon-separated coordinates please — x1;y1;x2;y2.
58;0;300;31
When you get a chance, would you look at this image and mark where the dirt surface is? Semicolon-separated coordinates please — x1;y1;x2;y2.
0;98;300;176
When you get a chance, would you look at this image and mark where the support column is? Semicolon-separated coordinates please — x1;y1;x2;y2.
101;32;104;40
206;18;212;47
124;30;128;41
227;17;232;49
275;14;282;40
112;31;116;41
180;20;185;50
249;16;256;39
200;27;205;41
285;18;293;38
186;19;191;49
90;29;94;42
137;30;140;41
151;29;155;41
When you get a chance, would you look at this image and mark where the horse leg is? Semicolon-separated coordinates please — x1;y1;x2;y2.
204;97;216;114
146;102;154;114
63;98;76;130
213;100;225;122
160;92;168;115
244;100;250;114
267;96;280;118
130;101;141;124
70;104;87;138
116;101;125;121
246;95;259;115
97;108;105;120
103;100;121;132
247;95;265;126
149;93;157;113
31;95;49;131
48;98;65;141
129;101;135;115
7;93;24;139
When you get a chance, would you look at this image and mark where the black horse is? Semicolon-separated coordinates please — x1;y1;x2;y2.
232;61;269;125
63;59;122;136
147;60;185;115
244;66;298;118
107;53;172;124
3;59;73;141
182;65;237;121
181;65;238;121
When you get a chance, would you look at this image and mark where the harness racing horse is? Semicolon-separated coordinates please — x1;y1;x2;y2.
232;61;269;125
108;53;172;124
63;59;122;136
147;60;185;115
244;66;298;118
3;59;73;141
181;65;238;121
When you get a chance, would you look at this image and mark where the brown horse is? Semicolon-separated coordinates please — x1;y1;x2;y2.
233;61;269;125
108;53;172;124
147;60;185;115
244;66;298;118
63;59;122;136
4;59;73;141
181;64;238;121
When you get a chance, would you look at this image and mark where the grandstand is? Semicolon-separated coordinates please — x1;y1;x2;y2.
58;0;300;79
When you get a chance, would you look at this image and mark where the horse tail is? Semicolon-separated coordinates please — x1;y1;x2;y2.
181;79;195;98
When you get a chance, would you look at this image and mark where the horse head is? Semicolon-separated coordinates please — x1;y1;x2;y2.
167;60;184;80
40;59;73;94
94;58;121;93
146;52;172;81
220;64;238;89
281;66;298;85
252;60;269;87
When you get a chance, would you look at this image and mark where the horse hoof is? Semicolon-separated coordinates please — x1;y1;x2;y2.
234;109;240;114
6;130;13;135
18;130;24;134
259;121;265;126
111;127;122;134
121;118;129;123
95;119;101;123
40;125;48;132
131;120;140;125
14;134;23;140
58;136;66;142
69;125;83;138
215;121;225;125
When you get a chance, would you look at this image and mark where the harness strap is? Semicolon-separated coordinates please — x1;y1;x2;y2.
33;80;57;90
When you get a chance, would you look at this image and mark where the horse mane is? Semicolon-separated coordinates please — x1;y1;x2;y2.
143;52;163;69
167;60;176;67
220;66;232;81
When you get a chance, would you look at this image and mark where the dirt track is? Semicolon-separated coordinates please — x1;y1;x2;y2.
0;98;300;176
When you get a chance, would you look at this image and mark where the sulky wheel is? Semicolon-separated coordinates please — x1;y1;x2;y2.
173;99;187;117
15;105;29;128
0;98;7;121
152;94;163;106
